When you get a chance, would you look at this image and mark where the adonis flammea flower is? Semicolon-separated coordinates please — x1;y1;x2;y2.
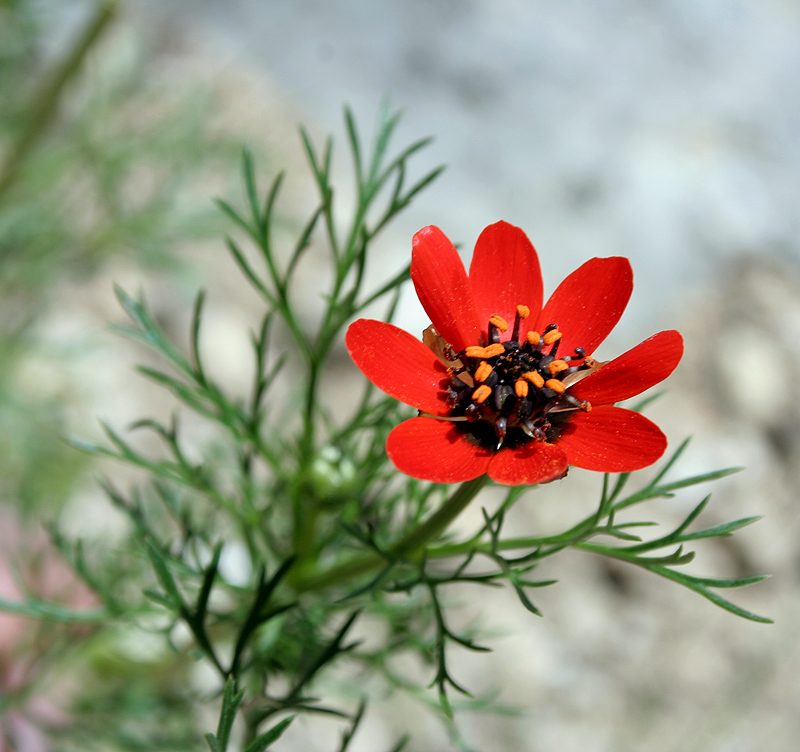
347;221;683;486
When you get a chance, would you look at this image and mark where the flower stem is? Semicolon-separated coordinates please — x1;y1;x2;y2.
392;475;489;557
294;475;489;594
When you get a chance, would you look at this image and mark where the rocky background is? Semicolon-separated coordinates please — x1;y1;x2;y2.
11;1;800;750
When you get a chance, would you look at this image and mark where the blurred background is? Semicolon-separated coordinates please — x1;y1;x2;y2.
1;0;798;750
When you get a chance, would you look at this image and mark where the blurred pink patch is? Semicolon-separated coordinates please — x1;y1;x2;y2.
0;509;97;751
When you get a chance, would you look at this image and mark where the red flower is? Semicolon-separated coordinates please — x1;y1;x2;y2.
346;221;683;486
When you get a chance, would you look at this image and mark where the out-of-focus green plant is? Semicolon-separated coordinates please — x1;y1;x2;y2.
0;0;243;518
0;1;254;748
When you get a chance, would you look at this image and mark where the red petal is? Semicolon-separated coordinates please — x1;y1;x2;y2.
346;319;451;416
570;330;684;405
468;221;544;341
386;417;492;483
555;405;667;472
537;257;633;357
411;226;481;353
488;441;569;486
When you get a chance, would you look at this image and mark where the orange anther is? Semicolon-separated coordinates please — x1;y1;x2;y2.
515;379;529;398
547;359;569;375
523;370;545;388
544;378;566;394
483;343;506;358
489;314;509;332
581;401;592;412
543;329;562;346
464;346;487;358
516;305;530;319
583;356;597;368
526;331;541;346
465;344;504;359
472;385;492;404
474;361;493;383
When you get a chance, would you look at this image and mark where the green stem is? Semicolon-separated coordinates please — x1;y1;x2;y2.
293;475;489;594
424;489;628;561
427;532;580;560
0;1;118;200
392;475;489;557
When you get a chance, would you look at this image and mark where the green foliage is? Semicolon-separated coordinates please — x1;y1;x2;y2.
205;677;294;752
61;105;452;747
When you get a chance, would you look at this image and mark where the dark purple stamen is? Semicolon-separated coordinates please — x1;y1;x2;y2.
448;316;592;448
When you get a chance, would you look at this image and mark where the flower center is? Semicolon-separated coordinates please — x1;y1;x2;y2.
440;305;594;448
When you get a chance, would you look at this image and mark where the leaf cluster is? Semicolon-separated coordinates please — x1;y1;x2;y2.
58;105;448;748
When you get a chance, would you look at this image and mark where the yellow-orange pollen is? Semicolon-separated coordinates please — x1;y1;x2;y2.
489;314;509;332
545;379;566;394
474;361;493;383
464;343;506;359
472;385;492;404
523;370;545;388
543;329;562;346
441;308;594;447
